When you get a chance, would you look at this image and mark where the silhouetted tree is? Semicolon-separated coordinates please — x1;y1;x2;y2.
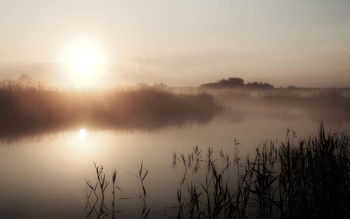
17;74;32;84
201;77;245;88
201;77;274;89
153;83;168;90
246;81;274;89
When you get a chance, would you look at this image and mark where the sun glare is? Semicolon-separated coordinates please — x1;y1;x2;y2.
62;38;107;87
70;47;99;74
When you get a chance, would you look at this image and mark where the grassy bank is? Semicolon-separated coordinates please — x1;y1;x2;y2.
0;81;221;139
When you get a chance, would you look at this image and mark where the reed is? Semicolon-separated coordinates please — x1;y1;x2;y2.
85;163;113;218
85;123;350;218
85;162;150;219
138;162;151;219
172;123;350;218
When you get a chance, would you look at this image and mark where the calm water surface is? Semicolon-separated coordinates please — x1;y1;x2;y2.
0;109;349;218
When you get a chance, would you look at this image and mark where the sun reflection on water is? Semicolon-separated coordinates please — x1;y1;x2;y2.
79;128;87;138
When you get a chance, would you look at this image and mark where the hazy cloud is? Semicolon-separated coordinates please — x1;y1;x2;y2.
131;56;155;74
319;43;350;52
337;44;350;51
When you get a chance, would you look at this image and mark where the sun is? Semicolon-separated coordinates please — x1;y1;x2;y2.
69;46;99;74
62;38;106;87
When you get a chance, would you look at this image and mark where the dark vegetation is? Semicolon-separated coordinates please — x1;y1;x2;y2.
200;77;274;89
85;162;150;219
172;124;350;218
86;124;350;218
0;81;221;139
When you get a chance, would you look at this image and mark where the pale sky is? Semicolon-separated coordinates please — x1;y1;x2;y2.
1;0;350;87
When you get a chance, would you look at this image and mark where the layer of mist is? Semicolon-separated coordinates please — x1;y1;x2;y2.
1;80;350;141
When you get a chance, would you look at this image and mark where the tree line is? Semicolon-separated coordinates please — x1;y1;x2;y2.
201;77;274;89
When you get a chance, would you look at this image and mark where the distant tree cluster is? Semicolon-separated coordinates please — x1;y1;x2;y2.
246;81;274;89
17;74;32;84
200;77;274;89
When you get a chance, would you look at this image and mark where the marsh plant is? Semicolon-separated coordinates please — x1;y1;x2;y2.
85;162;118;218
85;123;350;218
85;162;150;219
172;123;350;218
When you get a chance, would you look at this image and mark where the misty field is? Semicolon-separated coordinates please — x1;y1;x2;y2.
0;81;221;139
1;80;349;140
0;81;350;136
197;86;350;123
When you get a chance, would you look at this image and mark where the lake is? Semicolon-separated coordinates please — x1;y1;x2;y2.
0;88;349;219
